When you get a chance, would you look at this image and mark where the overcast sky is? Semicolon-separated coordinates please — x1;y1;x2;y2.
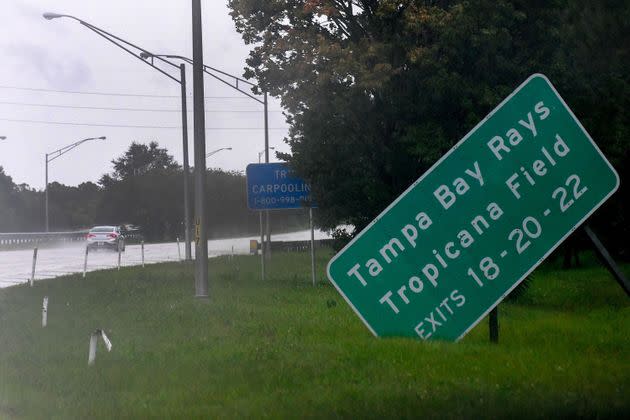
0;0;289;189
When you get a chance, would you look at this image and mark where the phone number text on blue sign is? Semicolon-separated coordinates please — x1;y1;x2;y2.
246;163;316;210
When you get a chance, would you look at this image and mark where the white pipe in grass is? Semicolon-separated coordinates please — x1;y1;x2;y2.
101;330;112;351
42;296;48;327
30;247;38;287
88;332;97;365
83;246;89;278
88;329;112;366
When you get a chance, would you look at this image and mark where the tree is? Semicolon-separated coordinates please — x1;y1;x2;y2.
98;142;182;240
229;0;630;256
106;141;180;181
46;182;100;230
1;143;311;239
0;167;47;232
0;167;20;231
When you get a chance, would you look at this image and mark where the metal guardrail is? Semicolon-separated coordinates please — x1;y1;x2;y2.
0;231;89;250
0;230;147;250
1;232;322;252
270;239;335;252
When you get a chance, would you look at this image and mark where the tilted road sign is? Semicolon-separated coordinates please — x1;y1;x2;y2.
327;74;619;341
246;162;316;210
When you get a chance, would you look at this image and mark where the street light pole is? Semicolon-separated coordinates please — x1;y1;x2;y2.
45;154;48;232
179;63;192;261
139;54;274;258
45;136;105;232
43;12;193;261
206;147;232;159
192;0;209;298
257;148;275;163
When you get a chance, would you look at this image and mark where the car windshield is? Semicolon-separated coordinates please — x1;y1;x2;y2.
90;227;115;233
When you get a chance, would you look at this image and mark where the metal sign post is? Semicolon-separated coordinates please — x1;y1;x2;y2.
489;307;499;343
246;162;317;282
583;225;630;296
310;208;316;286
260;212;266;281
327;74;619;341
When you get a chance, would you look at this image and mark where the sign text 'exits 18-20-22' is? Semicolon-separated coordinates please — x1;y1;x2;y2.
327;74;619;341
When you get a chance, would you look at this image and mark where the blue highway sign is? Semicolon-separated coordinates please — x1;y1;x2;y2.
246;163;316;210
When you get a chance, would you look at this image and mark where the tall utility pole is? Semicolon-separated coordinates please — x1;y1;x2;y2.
263;92;271;259
192;0;208;298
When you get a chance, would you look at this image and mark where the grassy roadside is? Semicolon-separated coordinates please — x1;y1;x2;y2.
0;251;628;419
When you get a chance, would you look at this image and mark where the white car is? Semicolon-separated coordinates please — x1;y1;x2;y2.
86;226;126;252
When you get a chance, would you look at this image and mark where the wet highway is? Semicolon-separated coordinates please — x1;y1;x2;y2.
0;230;331;288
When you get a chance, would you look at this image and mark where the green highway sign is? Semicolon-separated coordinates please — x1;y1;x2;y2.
327;74;619;341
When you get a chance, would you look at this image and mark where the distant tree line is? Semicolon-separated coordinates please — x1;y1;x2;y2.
0;141;309;241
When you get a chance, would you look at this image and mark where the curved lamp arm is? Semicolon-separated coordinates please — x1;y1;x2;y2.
43;12;181;84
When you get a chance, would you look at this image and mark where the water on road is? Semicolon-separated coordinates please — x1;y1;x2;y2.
0;230;331;288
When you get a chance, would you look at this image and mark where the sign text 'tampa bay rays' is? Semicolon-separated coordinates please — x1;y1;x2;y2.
327;74;619;341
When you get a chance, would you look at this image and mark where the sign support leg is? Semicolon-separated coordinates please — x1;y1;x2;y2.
260;211;265;281
310;207;316;286
583;224;630;297
489;306;499;343
265;210;271;260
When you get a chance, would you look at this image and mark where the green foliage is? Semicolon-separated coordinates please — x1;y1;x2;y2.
330;226;353;251
505;274;533;302
0;167;20;230
48;181;101;230
0;142;309;239
107;141;181;181
0;167;44;231
229;0;630;254
0;253;628;417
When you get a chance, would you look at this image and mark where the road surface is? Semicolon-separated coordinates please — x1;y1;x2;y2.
0;230;331;288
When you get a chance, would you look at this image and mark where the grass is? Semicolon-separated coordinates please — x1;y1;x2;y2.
0;250;628;419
